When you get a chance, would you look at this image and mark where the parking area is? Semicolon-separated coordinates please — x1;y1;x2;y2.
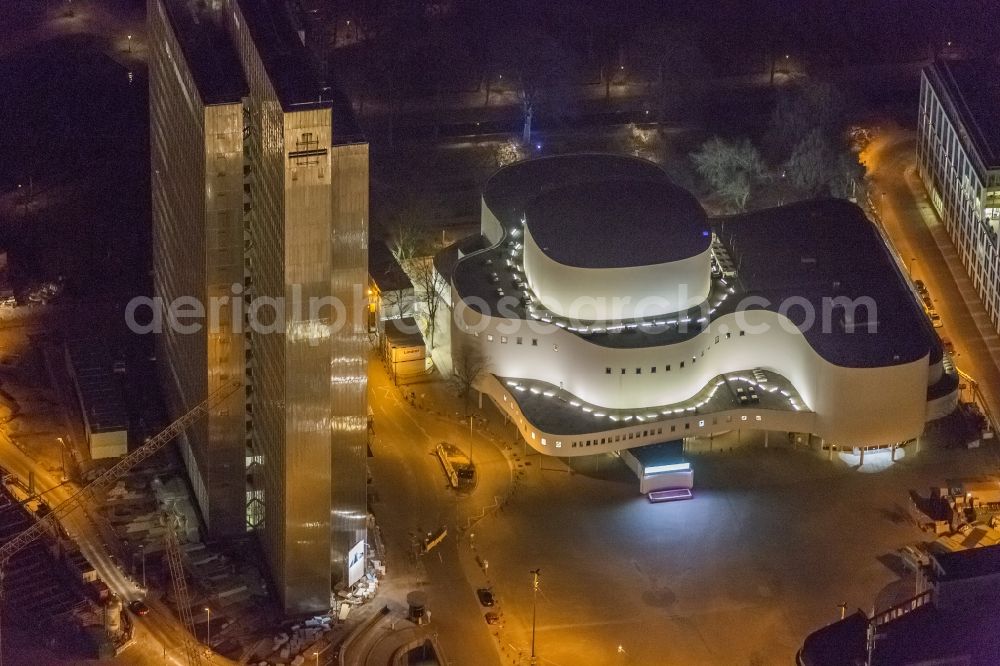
468;432;1000;665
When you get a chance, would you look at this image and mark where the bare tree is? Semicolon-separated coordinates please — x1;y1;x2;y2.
451;340;490;416
691;137;768;212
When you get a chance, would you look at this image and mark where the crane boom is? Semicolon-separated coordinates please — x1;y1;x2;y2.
0;380;241;564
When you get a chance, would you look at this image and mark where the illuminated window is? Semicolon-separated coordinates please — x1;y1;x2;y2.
531;432;536;440
698;420;705;427
741;415;748;421
541;438;547;445
756;415;762;421
500;336;508;343
487;334;494;342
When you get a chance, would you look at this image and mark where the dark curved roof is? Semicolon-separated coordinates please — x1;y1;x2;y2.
485;156;708;269
524;178;709;268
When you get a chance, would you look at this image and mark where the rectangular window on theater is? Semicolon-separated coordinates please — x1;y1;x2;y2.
636;368;641;374
740;330;745;336
651;367;656;373
621;368;626;374
726;332;731;339
685;423;690;430
606;367;612;374
671;426;676;432
615;435;620;442
487;334;494;342
666;365;671;371
657;427;662;434
532;339;538;346
517;337;523;344
501;336;507;343
715;336;720;344
680;362;684;369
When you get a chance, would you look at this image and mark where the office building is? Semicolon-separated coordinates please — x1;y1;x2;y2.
918;58;1000;330
149;0;368;613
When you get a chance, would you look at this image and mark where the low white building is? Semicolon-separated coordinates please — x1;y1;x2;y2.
437;154;957;459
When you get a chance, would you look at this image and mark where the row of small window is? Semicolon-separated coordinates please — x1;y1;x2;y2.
604;331;745;375
485;334;538;346
546;413;766;449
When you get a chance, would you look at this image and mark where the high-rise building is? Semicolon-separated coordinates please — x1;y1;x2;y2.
149;0;368;614
918;59;1000;330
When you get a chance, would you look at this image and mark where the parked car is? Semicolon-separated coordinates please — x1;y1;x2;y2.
484;612;501;625
914;279;927;293
476;588;495;607
898;545;929;571
129;599;150;616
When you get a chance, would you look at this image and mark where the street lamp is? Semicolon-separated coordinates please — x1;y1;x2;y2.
138;544;146;590
127;34;132;53
908;257;917;277
57;437;68;482
313;651;320;665
204;607;211;649
529;569;540;665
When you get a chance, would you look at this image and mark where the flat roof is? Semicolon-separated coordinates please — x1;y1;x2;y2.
719;198;933;367
629;440;685;468
369;240;412;293
234;0;330;111
384;317;424;348
502;155;709;268
929;58;1000;169
933;543;1000;581
65;342;128;435
160;0;247;105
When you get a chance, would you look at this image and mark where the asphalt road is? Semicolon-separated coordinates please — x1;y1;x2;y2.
863;126;1000;420
367;351;512;666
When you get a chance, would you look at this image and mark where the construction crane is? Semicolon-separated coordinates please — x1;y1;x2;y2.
0;380;241;666
163;510;203;666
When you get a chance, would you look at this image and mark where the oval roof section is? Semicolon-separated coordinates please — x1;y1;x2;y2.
485;154;708;269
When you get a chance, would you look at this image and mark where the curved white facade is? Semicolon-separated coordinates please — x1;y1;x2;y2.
454;297;928;448
522;225;712;321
